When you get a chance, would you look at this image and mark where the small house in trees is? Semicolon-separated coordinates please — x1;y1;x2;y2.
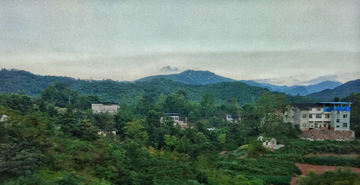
226;114;240;123
97;130;117;136
161;113;180;124
161;113;189;129
263;138;284;150
91;102;119;113
226;114;233;122
1;114;8;122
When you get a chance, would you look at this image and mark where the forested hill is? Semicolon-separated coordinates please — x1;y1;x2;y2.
0;69;78;96
306;79;360;100
0;68;315;104
136;69;236;85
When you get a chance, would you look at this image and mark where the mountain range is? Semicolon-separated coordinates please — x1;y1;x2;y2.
0;69;359;102
137;70;236;85
137;70;343;96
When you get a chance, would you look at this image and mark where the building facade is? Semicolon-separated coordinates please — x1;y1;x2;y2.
91;102;120;113
284;102;351;131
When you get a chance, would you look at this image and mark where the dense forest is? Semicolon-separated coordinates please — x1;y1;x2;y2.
1;79;360;184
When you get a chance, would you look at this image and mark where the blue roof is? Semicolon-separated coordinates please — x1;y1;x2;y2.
317;102;352;105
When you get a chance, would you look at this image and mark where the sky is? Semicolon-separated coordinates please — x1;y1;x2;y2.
0;0;359;86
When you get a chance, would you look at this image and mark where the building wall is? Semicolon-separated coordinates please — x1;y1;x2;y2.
299;110;310;130
331;110;350;131
92;103;119;113
285;104;351;131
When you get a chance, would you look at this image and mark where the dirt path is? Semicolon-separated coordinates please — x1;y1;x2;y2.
290;163;360;185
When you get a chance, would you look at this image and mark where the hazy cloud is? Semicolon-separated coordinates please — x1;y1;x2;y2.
160;66;179;73
0;0;359;85
301;75;339;85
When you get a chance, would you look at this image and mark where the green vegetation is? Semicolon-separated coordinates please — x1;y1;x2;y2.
296;168;360;185
0;68;316;105
1;77;360;184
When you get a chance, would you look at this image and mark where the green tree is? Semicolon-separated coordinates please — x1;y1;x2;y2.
342;93;360;138
256;92;289;136
41;82;78;108
57;104;78;136
123;120;148;142
200;93;216;118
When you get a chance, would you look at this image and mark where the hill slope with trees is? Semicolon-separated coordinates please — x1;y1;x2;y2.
0;69;315;105
306;79;360;100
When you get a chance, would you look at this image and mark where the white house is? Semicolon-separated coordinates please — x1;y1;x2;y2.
284;102;351;131
92;102;119;113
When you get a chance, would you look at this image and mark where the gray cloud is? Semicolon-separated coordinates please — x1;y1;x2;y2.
0;0;359;85
160;66;179;73
300;75;339;85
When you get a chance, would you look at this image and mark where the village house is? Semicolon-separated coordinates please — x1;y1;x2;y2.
262;138;284;150
161;113;189;129
91;102;120;113
284;102;351;131
225;114;241;123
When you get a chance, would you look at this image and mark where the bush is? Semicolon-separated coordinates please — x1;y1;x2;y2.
249;175;291;185
303;156;360;168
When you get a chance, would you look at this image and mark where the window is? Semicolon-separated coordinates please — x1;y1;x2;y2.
343;123;347;127
317;108;321;111
302;114;307;118
316;114;321;118
309;114;313;118
336;125;339;128
325;114;330;118
324;124;327;127
336;119;339;123
302;123;306;127
343;114;348;118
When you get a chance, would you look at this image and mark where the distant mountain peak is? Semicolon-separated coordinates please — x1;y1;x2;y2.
136;70;235;85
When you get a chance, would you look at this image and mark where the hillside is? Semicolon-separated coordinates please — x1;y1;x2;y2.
242;81;342;96
136;70;236;85
306;79;360;100
136;70;343;96
0;69;315;105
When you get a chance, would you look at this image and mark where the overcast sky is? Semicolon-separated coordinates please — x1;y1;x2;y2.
1;0;359;86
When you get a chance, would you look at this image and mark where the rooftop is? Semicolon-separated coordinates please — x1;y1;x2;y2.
92;102;119;105
317;102;352;105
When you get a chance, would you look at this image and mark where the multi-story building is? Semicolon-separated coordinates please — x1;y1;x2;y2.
91;102;120;113
284;102;351;131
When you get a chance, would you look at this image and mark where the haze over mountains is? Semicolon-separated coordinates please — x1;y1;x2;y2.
137;70;343;96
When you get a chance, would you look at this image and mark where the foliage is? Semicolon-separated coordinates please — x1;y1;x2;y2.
303;156;360;168
296;168;360;185
1;78;360;185
342;93;360;138
275;140;360;155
